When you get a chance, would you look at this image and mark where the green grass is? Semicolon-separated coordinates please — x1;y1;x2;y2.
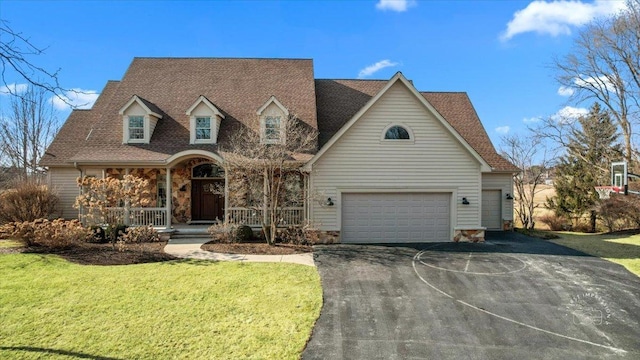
550;232;640;276
0;254;322;359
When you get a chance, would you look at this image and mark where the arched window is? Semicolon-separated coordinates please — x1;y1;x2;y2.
192;163;225;178
384;125;411;140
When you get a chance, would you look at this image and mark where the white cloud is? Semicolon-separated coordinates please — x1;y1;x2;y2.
552;105;589;122
495;126;510;134
557;86;575;97
523;116;542;124
575;75;616;92
376;0;416;12
500;0;627;41
0;83;28;95
51;88;99;110
358;59;399;78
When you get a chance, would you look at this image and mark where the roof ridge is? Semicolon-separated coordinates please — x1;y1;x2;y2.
315;78;388;81
132;56;314;61
420;91;468;94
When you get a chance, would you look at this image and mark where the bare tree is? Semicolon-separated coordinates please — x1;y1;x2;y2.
221;116;318;245
553;0;640;165
0;85;58;179
0;20;68;101
500;133;554;230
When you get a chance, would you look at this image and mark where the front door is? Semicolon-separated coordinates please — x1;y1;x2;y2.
192;179;224;221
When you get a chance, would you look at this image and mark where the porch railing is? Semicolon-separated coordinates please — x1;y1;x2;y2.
98;207;168;227
227;207;304;227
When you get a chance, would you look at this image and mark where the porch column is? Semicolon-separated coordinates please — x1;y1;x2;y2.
123;168;130;226
224;167;229;222
165;167;172;230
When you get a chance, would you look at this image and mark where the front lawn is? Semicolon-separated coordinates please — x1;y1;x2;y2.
0;253;322;359
550;232;640;277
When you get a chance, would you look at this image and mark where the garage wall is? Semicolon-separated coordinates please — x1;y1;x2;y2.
48;167;81;219
310;81;482;232
481;173;514;225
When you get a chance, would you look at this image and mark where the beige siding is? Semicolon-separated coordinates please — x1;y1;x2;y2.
310;81;482;234
482;173;514;221
48;167;80;219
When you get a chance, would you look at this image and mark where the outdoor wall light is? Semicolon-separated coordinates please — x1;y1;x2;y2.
462;197;470;205
326;197;334;206
506;193;514;200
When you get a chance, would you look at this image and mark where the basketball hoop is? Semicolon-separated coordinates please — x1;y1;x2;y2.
595;186;621;200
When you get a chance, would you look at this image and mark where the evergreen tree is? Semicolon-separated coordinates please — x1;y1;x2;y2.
547;103;622;225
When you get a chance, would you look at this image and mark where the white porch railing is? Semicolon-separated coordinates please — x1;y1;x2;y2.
100;207;168;227
227;207;304;227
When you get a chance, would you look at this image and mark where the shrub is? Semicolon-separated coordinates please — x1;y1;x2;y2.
236;225;254;242
106;224;128;242
0;219;92;248
121;225;160;244
0;181;59;224
598;195;628;232
208;222;240;243
89;226;107;243
538;214;571;231
279;223;320;245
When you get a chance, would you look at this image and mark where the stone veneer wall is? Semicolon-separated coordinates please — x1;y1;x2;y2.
453;229;485;243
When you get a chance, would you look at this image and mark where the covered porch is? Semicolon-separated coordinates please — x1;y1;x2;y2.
78;151;306;230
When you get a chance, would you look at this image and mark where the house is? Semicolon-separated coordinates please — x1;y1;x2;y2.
41;58;518;243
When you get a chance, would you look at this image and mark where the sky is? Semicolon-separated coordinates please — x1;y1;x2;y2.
0;0;629;149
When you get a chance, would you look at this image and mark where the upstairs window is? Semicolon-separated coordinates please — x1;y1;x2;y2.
265;116;282;143
128;116;145;140
195;117;212;140
384;125;410;140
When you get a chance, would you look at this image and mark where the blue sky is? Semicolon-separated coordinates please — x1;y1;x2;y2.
0;0;628;149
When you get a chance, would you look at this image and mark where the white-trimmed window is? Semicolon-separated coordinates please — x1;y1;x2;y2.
128;116;145;140
381;124;414;142
265;116;282;143
195;117;212;140
257;96;289;145
186;96;224;144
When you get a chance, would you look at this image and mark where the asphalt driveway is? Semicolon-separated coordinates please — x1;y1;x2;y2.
302;232;640;359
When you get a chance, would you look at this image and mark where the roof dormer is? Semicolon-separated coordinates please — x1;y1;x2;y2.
119;95;163;144
186;95;225;144
257;96;289;144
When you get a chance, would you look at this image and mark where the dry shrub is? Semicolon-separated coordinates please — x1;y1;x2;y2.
117;225;160;252
208;222;240;243
538;214;570;231
279;223;320;245
0;218;92;248
0;181;59;224
596;195;640;232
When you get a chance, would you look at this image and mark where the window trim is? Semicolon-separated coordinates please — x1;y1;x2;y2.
128;115;145;142
194;116;212;141
381;123;414;143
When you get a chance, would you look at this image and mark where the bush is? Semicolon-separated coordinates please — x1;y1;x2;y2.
208;222;240;243
236;225;254;242
0;219;92;248
538;214;571;231
121;225;160;244
0;181;59;224
89;226;107;243
278;223;320;245
106;224;128;242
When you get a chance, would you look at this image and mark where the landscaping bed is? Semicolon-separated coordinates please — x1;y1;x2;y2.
202;241;312;255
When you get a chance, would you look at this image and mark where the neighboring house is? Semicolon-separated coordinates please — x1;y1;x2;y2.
41;58;518;243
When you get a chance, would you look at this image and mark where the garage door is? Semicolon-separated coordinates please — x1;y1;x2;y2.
482;190;502;230
341;193;450;243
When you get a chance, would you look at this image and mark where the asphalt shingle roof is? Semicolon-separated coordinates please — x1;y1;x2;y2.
42;58;516;172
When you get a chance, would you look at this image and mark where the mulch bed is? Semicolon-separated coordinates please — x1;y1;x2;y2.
202;241;312;255
5;242;177;266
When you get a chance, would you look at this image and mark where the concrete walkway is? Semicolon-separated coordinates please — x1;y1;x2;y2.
164;238;315;267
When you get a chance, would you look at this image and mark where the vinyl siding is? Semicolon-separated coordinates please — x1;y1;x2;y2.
48;167;80;219
482;173;514;221
310;81;482;233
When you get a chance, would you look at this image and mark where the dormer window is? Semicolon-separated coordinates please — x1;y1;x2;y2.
128;116;145;140
195;117;212;140
186;96;224;144
257;96;289;145
119;95;163;144
265;116;281;142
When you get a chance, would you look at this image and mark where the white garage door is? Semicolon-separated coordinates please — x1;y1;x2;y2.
342;193;450;243
482;190;502;230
